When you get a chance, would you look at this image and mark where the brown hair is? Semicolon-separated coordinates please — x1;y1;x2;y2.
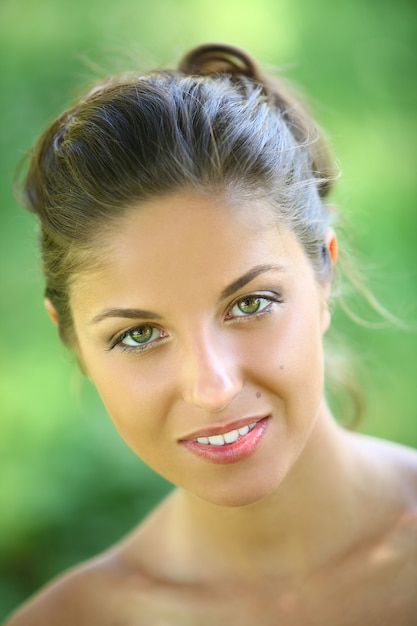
20;43;336;346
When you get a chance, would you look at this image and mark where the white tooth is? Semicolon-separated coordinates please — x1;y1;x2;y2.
223;429;239;444
194;423;258;446
208;434;225;446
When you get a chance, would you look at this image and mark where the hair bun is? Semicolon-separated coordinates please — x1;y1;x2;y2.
178;43;260;80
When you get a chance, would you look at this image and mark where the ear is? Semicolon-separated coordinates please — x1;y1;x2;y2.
325;227;338;265
44;298;59;326
321;228;338;334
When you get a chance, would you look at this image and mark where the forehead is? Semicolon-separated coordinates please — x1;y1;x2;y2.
115;191;277;260
70;190;311;309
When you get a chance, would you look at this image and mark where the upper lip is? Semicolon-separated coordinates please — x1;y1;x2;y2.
180;415;268;441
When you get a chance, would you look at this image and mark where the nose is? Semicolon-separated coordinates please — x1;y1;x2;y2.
180;331;242;412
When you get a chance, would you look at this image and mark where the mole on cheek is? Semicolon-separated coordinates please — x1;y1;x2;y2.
279;364;284;370
256;392;261;399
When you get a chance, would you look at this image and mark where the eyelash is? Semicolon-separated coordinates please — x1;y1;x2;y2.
108;291;284;354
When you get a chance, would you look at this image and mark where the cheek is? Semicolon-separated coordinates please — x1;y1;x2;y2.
246;305;325;399
98;382;166;464
94;373;137;430
261;304;324;367
83;354;165;442
95;359;196;468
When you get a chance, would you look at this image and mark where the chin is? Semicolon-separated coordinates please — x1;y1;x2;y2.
190;469;288;509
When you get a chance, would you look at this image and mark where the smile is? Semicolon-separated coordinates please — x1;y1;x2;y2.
193;422;258;446
181;416;270;465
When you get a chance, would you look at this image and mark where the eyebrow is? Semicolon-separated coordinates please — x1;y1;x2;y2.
89;263;285;325
89;308;163;325
218;263;285;301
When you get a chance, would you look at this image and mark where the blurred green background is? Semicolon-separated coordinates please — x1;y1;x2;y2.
0;0;416;618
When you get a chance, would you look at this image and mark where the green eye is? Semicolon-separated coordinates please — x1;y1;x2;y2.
237;297;261;315
111;324;169;353
121;325;157;347
129;326;153;343
227;294;278;319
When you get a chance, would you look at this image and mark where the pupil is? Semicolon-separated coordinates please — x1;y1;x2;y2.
239;297;260;313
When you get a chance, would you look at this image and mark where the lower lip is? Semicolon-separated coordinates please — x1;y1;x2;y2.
180;417;270;465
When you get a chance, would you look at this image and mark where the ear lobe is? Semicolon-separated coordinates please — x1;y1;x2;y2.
44;298;59;326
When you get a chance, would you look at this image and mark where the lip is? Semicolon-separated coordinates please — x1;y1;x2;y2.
179;415;270;465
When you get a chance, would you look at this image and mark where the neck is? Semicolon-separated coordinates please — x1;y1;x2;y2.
168;407;364;581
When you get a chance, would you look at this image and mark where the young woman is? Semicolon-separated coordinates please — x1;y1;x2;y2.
5;44;417;625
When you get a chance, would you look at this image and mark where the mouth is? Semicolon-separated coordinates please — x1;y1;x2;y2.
180;416;270;464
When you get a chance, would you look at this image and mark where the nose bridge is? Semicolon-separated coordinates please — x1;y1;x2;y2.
180;324;241;411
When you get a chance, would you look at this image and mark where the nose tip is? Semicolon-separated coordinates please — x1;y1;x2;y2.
181;338;242;412
182;372;241;412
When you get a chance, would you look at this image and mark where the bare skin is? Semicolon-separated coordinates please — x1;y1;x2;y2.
5;192;417;625
5;428;417;625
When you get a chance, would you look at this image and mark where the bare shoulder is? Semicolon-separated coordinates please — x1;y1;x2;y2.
3;495;182;626
352;431;417;546
2;549;151;626
327;432;417;623
355;432;417;494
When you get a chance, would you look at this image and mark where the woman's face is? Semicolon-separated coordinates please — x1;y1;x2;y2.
70;191;331;507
